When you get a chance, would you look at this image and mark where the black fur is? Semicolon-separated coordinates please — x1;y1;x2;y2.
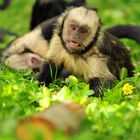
89;77;115;97
41;17;58;42
0;0;10;10
20;48;33;54
99;31;134;78
30;0;86;30
38;61;62;86
107;25;140;43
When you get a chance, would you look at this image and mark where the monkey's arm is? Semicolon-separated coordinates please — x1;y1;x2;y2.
37;61;63;86
107;25;140;43
88;58;117;97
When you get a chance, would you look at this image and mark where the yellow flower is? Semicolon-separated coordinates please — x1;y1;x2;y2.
122;83;134;95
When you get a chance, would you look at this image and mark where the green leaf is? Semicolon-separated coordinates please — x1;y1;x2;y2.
119;67;128;80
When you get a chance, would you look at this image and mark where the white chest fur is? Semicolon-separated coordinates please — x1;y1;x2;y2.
46;34;116;81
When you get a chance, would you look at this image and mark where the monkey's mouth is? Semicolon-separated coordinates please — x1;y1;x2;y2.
68;41;80;48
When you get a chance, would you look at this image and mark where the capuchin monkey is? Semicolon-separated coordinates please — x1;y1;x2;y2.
36;6;134;97
1;8;138;97
1;16;139;78
30;0;86;30
0;1;137;86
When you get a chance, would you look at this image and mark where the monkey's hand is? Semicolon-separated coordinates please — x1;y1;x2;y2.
37;61;62;86
89;77;116;97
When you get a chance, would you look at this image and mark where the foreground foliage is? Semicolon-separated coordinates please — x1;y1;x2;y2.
0;65;140;140
0;0;140;140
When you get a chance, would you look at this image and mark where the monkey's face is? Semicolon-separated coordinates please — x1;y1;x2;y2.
62;7;100;54
63;20;90;53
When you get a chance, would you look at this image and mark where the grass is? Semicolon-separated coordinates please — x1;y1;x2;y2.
0;0;140;140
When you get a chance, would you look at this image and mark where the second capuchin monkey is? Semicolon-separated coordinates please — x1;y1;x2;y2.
0;17;57;71
37;7;134;97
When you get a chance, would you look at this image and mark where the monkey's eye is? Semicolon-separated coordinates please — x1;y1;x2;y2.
70;25;76;31
80;28;88;33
